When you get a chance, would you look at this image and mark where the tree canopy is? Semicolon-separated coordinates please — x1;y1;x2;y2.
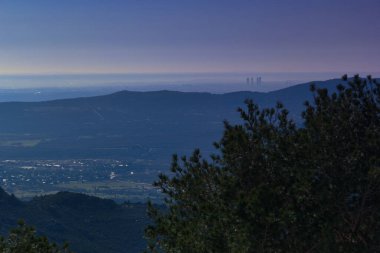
145;75;380;253
0;220;72;253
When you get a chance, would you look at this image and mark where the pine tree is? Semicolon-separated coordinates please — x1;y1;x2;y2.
0;220;72;253
145;75;380;253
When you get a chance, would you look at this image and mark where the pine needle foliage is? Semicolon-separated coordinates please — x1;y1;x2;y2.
145;75;380;253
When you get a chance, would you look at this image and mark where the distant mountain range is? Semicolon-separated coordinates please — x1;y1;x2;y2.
0;187;148;253
0;79;347;160
0;79;348;160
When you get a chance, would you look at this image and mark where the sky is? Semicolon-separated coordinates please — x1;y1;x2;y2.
0;0;379;78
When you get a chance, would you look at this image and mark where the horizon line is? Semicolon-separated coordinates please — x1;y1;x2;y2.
0;71;377;77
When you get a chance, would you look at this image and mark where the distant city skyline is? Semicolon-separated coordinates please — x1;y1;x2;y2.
0;0;379;80
1;72;378;91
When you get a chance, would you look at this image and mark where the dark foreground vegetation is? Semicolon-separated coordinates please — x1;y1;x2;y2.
0;220;72;253
0;188;148;253
146;75;380;252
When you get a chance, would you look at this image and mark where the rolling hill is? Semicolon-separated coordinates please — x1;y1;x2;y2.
0;187;148;253
0;79;346;160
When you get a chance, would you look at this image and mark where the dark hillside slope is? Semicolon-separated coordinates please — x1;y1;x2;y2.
0;188;148;253
0;188;24;234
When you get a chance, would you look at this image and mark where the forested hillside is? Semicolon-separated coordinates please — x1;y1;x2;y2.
0;188;148;253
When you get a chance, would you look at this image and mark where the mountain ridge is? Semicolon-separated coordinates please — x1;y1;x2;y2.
0;79;351;160
0;187;148;253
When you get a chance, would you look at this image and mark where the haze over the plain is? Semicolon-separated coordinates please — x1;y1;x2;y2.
0;0;379;90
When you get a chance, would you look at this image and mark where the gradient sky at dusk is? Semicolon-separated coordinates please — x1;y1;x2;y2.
0;0;379;75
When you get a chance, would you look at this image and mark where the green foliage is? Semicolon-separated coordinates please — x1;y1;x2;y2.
0;190;149;253
0;220;71;253
145;75;380;253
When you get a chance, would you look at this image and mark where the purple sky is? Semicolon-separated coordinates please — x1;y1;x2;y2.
0;0;379;77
